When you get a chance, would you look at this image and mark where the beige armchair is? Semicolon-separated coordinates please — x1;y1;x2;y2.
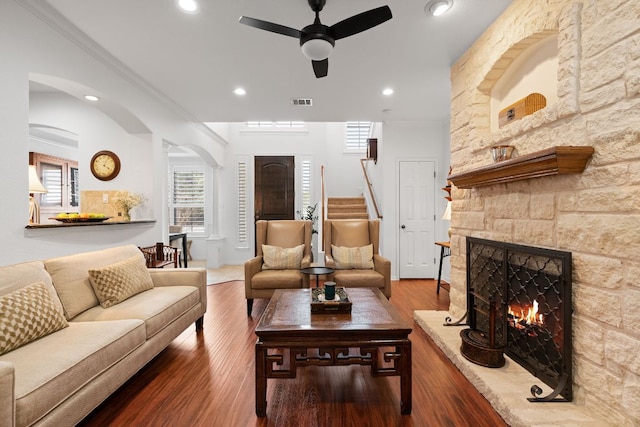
324;219;391;298
245;220;312;315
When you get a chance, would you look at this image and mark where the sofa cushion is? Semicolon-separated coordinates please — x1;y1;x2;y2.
0;282;68;355
45;245;146;319
71;286;199;339
0;319;145;427
262;244;304;270
251;270;305;289
332;244;374;269
88;255;154;308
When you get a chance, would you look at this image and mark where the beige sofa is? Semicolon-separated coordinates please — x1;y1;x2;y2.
0;245;207;427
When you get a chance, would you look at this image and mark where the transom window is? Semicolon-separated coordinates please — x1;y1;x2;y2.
244;121;306;129
345;121;372;152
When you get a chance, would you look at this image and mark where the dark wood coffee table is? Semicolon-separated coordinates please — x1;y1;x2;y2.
254;287;412;416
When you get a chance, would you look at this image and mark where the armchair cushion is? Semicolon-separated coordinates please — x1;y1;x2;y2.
262;244;304;270
88;256;154;308
332;244;374;270
250;270;307;290
0;281;68;355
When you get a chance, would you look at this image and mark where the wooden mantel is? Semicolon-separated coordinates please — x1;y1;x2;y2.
448;146;594;189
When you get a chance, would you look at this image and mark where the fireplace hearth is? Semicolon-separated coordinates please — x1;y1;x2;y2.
453;237;572;402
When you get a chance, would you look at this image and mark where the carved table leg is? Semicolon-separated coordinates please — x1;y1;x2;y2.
400;340;412;415
255;343;267;417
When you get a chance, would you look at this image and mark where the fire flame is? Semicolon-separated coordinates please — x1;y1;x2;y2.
508;300;544;329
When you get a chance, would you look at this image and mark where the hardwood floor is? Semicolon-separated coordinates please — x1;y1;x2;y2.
79;280;508;427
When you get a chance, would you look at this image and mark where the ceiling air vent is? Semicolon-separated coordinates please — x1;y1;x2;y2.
291;98;313;106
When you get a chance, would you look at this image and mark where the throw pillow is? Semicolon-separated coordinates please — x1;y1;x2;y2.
0;281;69;356
262;244;304;270
88;255;154;308
332;244;374;269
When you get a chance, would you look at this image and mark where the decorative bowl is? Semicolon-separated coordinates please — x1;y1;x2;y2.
491;145;515;162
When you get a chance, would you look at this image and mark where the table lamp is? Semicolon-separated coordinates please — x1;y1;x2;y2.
442;200;452;239
28;165;48;224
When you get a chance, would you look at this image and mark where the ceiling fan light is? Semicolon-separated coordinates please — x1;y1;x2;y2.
301;39;333;61
426;0;452;17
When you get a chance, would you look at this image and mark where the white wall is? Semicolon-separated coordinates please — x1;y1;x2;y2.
381;121;451;280
0;1;223;266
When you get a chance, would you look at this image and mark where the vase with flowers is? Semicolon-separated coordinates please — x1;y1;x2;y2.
115;191;146;221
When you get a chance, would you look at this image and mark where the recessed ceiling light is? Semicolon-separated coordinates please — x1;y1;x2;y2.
382;88;394;96
84;95;99;101
425;0;453;17
177;0;199;14
234;88;246;96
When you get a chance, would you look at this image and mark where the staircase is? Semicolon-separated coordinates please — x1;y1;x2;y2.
326;197;369;220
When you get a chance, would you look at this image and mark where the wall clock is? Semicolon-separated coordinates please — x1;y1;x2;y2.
90;150;121;181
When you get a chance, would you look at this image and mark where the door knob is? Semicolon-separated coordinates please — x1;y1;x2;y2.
401;224;406;229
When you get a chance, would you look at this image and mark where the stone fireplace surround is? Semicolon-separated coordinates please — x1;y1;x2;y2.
415;1;640;425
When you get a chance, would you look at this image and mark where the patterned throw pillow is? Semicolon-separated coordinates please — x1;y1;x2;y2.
262;244;304;270
88;256;154;308
0;281;69;355
332;244;374;269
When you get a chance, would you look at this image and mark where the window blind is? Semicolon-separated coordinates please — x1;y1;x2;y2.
345;121;372;151
171;169;205;233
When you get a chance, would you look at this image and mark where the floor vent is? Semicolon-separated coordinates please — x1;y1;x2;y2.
291;98;312;106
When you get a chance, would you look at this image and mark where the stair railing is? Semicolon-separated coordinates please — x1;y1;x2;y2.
360;159;383;219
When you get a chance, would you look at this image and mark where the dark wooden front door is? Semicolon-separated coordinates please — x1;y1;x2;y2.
254;156;295;221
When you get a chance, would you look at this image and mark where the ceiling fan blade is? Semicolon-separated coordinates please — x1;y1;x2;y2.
312;59;328;78
239;16;302;39
330;5;392;40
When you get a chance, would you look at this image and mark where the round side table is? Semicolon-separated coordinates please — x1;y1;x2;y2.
300;266;335;288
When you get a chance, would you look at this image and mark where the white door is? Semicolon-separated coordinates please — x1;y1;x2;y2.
399;161;436;278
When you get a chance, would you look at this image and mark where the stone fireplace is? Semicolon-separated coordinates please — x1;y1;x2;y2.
418;0;640;425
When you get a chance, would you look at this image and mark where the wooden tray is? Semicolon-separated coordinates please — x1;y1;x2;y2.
311;287;352;314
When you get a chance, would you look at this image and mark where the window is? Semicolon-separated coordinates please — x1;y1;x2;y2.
32;153;78;213
301;159;312;209
170;167;205;233
245;121;305;129
237;161;248;246
345;121;373;152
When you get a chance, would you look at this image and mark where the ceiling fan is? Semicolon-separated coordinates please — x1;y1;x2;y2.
239;0;392;78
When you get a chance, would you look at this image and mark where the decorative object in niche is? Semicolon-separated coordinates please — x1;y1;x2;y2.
491;145;515;162
498;93;547;128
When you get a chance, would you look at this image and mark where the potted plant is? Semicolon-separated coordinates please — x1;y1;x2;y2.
297;203;318;261
296;203;318;234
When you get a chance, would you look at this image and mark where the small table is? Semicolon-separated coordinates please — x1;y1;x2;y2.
300;266;334;288
255;288;412;417
435;241;451;294
169;232;188;268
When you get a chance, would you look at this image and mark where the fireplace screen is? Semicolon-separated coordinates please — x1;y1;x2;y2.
465;237;572;402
